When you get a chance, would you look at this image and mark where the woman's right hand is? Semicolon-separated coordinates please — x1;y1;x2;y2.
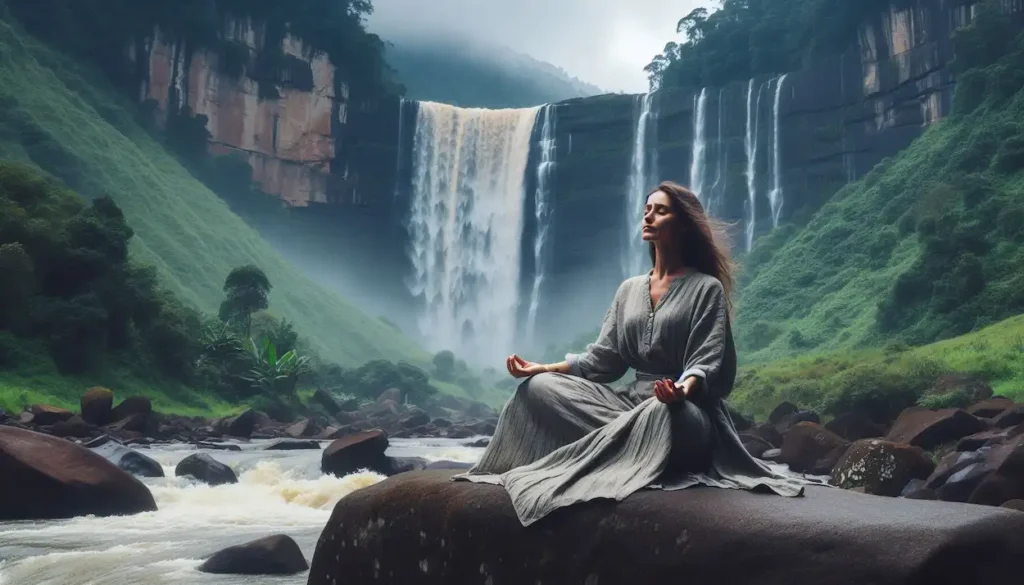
506;354;548;378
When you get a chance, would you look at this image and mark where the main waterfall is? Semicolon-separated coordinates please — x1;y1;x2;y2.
525;104;556;346
406;101;540;365
622;93;657;279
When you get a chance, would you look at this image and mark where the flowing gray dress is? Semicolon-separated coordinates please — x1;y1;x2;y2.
453;269;819;527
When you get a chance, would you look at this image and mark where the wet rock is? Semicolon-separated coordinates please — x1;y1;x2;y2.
994;405;1024;429
825;412;886;441
339;397;361;412
751;422;783;448
19;411;34;425
726;404;752;431
739;433;773;458
110;396;152;423
175;453;237;486
91;440;164;478
466;438;490;448
767;401;799;425
30;404;74;426
778;422;850;474
967;397;1015;419
49;415;94;438
936;462;991;502
885;408;986;450
926;448;990;490
105;412;148;434
220;409;257;439
900;478;936;500
285;418;314;438
321;430;390;477
264;439;321;451
0;407;7;423
377;388;402;404
761;448;782;460
333;411;357;425
193;442;242;451
306;470;1024;585
312;388;343;414
402;409;431;429
445;425;476;439
432;418;452;428
0;427;156;520
388;456;428;474
198;534;308;575
956;428;1013;451
80;387;114;426
967;437;1024;507
774;410;820;434
830;439;935;497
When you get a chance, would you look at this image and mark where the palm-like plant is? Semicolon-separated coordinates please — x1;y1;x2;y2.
241;336;311;395
194;321;246;370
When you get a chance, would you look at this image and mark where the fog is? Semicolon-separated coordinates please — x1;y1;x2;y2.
366;0;706;93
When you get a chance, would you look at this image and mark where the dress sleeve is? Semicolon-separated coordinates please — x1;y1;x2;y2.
564;283;630;384
676;280;737;400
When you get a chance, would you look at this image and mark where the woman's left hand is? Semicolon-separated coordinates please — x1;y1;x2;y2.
654;377;696;403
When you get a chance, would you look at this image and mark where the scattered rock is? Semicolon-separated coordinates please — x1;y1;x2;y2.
306;470;1024;585
388;456;428;474
402;410;431;429
30;404;74;426
312;389;343;415
994;405;1024;429
322;430;390;477
19;411;34;425
91;440;164;478
175;453;237;486
767;401;799;425
926;448;990;490
750;422;783;448
445;426;476;439
884;408;986;450
198;534;308;575
377;388;402;404
193;442;242;451
265;439;321;451
824;412;886;441
431;418;452;428
105;412;148;433
49;415;94;438
761;448;782;460
465;438;490;448
285;418;315;438
936;462;990;502
0;407;7;423
738;433;773;458
0;427;156;520
967;438;1024;506
830;439;935;497
726;405;752;431
110;396;152;423
957;428;1013;451
778;422;850;474
80;387;114;426
900;478;936;500
774;410;820;434
220;410;256;439
967;397;1015;419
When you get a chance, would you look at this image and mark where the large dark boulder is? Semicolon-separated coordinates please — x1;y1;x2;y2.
80;387;114;425
198;534;308;575
0;427;157;520
830;439;935;497
824;412;886;441
778;422;849;474
49;415;95;438
30;404;74;426
885;408;987;450
220;409;257;439
110;396;152;423
175;453;237;486
91;440;165;478
322;430;390;477
307;470;1024;585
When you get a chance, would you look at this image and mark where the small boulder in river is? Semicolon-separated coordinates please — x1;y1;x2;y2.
198;534;308;575
306;470;1024;585
91;440;164;478
265;439;321;451
0;426;156;520
175;453;237;486
322;430;390;476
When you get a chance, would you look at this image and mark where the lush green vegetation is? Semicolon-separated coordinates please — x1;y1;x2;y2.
735;6;1024;362
731;313;1024;420
646;0;896;90
0;14;428;371
383;33;603;108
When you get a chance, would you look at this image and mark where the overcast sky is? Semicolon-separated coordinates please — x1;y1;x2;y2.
366;0;706;93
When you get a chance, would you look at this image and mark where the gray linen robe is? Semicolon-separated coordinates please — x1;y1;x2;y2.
453;269;820;527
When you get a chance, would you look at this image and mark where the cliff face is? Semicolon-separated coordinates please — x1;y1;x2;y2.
135;20;346;207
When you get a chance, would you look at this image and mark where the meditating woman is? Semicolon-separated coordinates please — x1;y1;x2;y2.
453;181;814;526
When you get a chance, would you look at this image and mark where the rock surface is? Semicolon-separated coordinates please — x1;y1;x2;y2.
0;427;157;520
175;453;237;486
90;440;165;478
308;470;1024;585
198;534;309;575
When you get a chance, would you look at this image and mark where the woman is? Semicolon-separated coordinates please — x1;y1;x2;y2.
453;181;814;526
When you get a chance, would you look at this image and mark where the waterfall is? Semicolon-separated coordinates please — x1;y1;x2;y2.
623;93;656;278
525;104;556;345
768;74;788;228
744;79;765;252
689;88;708;204
393;97;406;202
706;88;727;216
406;101;540;365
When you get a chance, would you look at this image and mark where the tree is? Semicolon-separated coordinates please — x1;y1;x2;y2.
432;349;455;379
0;243;34;328
219;264;271;337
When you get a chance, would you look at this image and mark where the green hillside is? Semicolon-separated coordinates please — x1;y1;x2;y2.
0;15;427;368
735;9;1024;363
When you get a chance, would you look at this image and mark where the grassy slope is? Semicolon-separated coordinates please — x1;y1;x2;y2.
0;17;428;369
731;313;1024;419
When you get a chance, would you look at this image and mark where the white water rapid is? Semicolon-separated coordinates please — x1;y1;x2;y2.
0;439;486;585
768;74;788;228
525;104;556;345
406;101;540;365
623;93;656;279
689;88;708;203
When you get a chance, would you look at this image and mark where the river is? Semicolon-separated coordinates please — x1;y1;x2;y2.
0;437;486;585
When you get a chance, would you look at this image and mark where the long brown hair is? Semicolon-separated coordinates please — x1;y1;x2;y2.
647;181;736;314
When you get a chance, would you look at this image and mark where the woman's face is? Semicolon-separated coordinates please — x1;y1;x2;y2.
642;190;678;242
